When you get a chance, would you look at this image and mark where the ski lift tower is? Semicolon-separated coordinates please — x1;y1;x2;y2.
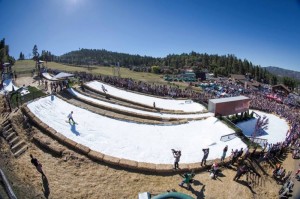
113;62;121;77
116;62;121;77
1;63;13;80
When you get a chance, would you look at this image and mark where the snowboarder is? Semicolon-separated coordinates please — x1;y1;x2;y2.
68;111;75;124
102;85;107;93
30;154;45;177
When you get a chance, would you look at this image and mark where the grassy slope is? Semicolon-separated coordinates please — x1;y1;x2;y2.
14;60;164;83
14;60;202;91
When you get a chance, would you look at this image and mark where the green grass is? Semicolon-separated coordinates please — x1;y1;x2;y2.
10;86;46;108
14;60;165;83
13;60;202;91
13;60;36;73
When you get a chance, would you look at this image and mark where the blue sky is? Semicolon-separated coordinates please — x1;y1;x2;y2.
0;0;299;71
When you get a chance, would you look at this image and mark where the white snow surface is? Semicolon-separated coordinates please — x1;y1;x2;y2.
0;79;19;93
236;110;289;144
27;96;247;164
86;81;205;112
68;88;213;119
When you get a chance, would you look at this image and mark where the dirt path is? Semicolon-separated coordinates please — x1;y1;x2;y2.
14;75;41;88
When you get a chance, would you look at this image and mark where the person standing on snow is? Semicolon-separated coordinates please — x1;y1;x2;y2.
172;149;181;170
68;111;75;124
201;148;209;166
221;145;228;162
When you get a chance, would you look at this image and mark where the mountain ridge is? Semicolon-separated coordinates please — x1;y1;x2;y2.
265;66;300;81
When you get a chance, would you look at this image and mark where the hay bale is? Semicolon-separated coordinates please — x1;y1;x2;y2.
32;117;43;127
26;112;36;121
46;128;58;138
119;159;138;169
137;162;156;172
21;106;30;114
155;164;173;173
39;123;49;131
87;150;104;162
102;155;120;166
51;132;66;143
180;119;188;124
27;111;35;118
74;143;90;155
62;138;78;149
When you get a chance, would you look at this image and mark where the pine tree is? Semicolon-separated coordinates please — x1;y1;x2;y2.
19;52;25;60
32;45;39;60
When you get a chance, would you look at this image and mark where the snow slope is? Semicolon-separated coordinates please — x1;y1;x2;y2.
27;96;246;164
0;79;19;93
68;88;213;119
236;110;289;144
86;81;205;112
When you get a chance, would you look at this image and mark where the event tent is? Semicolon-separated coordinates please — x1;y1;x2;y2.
52;72;74;80
42;72;74;81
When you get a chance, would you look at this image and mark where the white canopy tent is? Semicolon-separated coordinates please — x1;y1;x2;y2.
52;72;74;80
42;72;74;81
42;73;57;81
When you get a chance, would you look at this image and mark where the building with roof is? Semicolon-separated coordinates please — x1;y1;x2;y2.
230;74;247;82
272;84;291;96
208;96;251;116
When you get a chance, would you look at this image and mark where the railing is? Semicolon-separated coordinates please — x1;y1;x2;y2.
220;132;237;142
251;137;268;146
0;168;17;199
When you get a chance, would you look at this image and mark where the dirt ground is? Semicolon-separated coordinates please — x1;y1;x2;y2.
0;132;281;199
14;75;46;92
0;76;298;199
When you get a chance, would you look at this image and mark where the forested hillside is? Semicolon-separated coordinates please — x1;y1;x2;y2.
57;49;277;84
58;49;157;67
